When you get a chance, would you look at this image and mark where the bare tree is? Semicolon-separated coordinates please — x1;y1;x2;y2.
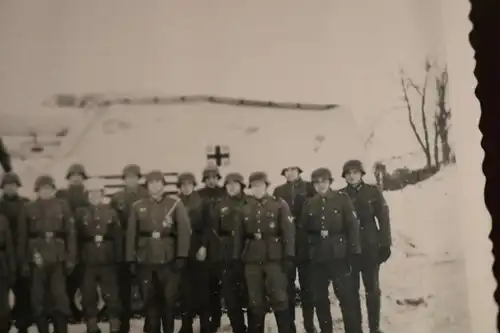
435;66;453;165
399;59;434;169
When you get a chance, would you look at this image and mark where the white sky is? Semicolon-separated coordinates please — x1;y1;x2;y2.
0;0;445;125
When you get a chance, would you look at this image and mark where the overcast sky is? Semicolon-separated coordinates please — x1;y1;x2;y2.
0;0;445;130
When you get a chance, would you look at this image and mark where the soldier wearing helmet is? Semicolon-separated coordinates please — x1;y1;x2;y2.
125;170;191;333
17;175;77;333
300;168;362;333
109;164;149;333
0;172;31;333
55;163;90;323
196;163;226;332
341;159;392;333
0;205;16;332
233;171;295;333
74;178;122;333
176;172;211;333
209;172;249;333
273;166;316;333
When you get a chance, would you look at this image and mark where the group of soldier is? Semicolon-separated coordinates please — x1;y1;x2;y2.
0;158;392;333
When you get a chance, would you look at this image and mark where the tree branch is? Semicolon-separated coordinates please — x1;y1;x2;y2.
400;75;427;154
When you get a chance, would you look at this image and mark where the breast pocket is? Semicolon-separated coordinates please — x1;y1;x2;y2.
328;207;343;232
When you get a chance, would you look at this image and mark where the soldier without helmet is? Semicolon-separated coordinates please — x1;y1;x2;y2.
196;163;226;333
109;164;149;333
211;172;250;333
273;166;317;333
0;207;16;333
75;178;123;333
300;168;362;333
17;175;77;333
0;172;31;333
125;170;191;333
233;171;295;333
177;172;211;333
341;160;392;333
56;163;90;322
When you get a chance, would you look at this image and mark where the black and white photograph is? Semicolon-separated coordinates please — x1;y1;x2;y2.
0;1;492;333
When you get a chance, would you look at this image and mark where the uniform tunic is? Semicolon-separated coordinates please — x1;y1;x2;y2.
0;214;15;318
343;183;391;332
17;198;77;317
125;194;191;307
300;189;361;333
75;203;123;319
211;193;249;333
233;195;295;312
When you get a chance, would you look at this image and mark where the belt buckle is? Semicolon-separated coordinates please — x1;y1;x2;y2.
152;231;161;239
94;235;103;243
254;232;262;240
44;232;54;240
320;230;329;238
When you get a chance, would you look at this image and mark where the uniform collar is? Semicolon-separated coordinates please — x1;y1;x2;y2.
347;181;364;192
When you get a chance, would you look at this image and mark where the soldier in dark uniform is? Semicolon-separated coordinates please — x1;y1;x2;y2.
211;173;249;333
56;163;90;322
177;172;210;333
125;170;191;333
341;160;392;333
196;163;226;333
17;175;77;333
233;171;295;333
0;172;31;333
300;168;362;333
75;178;123;333
273;166;317;333
109;164;149;333
0;138;12;173
0;212;16;333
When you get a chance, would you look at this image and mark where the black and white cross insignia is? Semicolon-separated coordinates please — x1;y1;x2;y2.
206;145;230;167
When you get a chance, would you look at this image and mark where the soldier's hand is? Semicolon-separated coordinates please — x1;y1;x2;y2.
378;246;391;264
196;246;207;261
347;253;362;270
173;257;187;272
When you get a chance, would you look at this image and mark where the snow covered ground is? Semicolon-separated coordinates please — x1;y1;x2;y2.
4;103;469;333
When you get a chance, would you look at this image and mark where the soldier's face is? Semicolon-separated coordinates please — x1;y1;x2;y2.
204;175;219;187
2;183;18;196
345;170;362;185
284;168;300;182
250;181;267;198
68;174;84;186
147;180;164;195
225;181;241;196
313;179;330;194
38;186;55;199
180;182;194;195
88;190;103;205
124;174;140;188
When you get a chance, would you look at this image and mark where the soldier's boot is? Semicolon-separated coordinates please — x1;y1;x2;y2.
247;309;265;333
160;307;176;333
199;312;212;333
178;313;194;333
366;293;382;333
227;308;246;333
0;314;10;333
53;313;69;333
210;313;222;333
110;317;121;333
274;309;293;333
35;315;50;333
85;317;101;333
315;303;333;333
301;305;318;333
